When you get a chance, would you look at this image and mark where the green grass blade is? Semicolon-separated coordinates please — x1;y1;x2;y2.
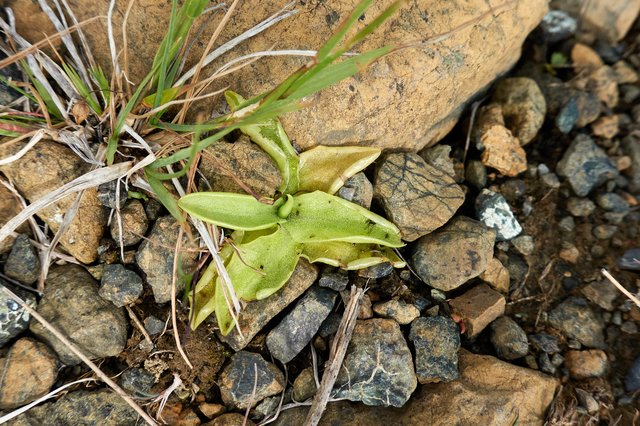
316;0;373;61
145;168;185;224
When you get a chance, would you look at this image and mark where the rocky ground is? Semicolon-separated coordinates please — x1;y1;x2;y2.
1;1;640;426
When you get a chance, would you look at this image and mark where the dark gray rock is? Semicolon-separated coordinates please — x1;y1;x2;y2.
528;333;561;354
4;234;40;285
596;193;630;213
0;55;22;105
9;389;138;426
548;297;605;348
465;160;487;189
410;316;460;383
119;368;156;397
475;189;522;241
136;216;198;304
618;248;640;271
558;216;576;232
318;267;349;291
0;282;36;347
556;134;618;197
318;311;342;338
218;351;285;410
357;262;393;279
540;10;577;43
333;319;416;407
566;197;596;217
411;216;496;291
420;144;455;177
97;180;127;210
538;352;556;374
110;200;149;246
338;172;374;209
625;357;640;392
374;152;464;242
490;316;529;360
555;96;579;133
29;265;128;365
266;286;337;363
99;264;144;307
144;315;165;336
623;135;640;194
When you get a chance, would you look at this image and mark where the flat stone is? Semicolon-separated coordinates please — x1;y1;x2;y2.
273;350;559;426
119;368;156;397
374;152;464;242
218;351;284;410
266;286;337;364
548;297;605;348
220;260;318;351
144;315;165;336
556;134;618;197
0;338;58;409
410;316;461;383
318;267;349;291
4;234;40;285
475;189;522;241
373;299;420;325
565;349;608;379
490;316;529;360
292;367;317;402
333;319;416;407
99;264;144;307
199;136;281;197
581;280;619;311
0;140;107;263
479;257;510;293
136;216;198;304
10;389;138;425
449;284;506;337
110;199;148;246
410;216;496;292
0;282;36;347
338;172;373;209
356;262;393;279
528;333;561;354
29;265;128;365
492;77;546;145
618;248;640;271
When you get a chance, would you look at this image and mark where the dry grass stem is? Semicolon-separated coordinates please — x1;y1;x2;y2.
601;268;640;308
0;285;157;425
126;305;154;348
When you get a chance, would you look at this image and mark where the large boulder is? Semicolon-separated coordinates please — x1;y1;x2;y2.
8;0;547;151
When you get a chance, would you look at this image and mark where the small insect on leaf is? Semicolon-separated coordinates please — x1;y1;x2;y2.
283;191;404;247
298;145;380;194
178;192;285;231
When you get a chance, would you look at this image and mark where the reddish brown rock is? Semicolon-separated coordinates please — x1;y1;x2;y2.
449;284;506;337
565;350;608;379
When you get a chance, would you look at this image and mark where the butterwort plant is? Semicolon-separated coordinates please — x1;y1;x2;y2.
178;92;405;334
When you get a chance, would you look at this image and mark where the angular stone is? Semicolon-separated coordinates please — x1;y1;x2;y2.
110;199;148;246
0;140;107;263
528;333;561;354
548;297;605;348
565;349;608;379
199;403;225;420
492;78;546;145
97;180;127;210
338;172;373;209
266;286;337;363
136;216;198;304
449;284;506;337
556;134;618;197
318;267;349;292
333;319;416;407
373;299;420;325
273;350;559;426
475;189;522;241
476;104;527;177
571;43;604;74
591;115;620;139
292;367;317;402
581;280;619;311
10;389;138;425
218;351;284;410
0;338;58;409
374;152;464;242
580;0;640;42
410;316;461;383
613;60;638;84
479;257;510;293
410;216;496;292
29;265;128;365
420;144;456;177
199;136;281;197
220;260;318;351
490;316;529;360
0;282;36;347
99;264;144;307
4;234;40;285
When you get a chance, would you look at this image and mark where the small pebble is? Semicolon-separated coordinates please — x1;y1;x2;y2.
99;264;144;307
625;357;640;392
565;350;608;379
575;388;599;414
144;316;165;336
540;172;561;189
490;316;529;360
4;235;40;285
538;352;556;374
596;193;630;213
593;224;618;239
372;299;420;325
567;198;596;217
558;216;575;232
511;235;534;256
318;267;349;291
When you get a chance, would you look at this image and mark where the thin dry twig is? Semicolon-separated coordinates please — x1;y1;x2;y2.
601;269;640;308
304;286;363;426
126;305;154;348
171;227;194;369
0;285;157;425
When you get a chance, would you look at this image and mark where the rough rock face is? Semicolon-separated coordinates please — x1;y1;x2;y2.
374;152;464;241
0;183;26;254
333;319;416;407
9;0;547;151
29;265;128;365
273;350;559;426
0;141;107;264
